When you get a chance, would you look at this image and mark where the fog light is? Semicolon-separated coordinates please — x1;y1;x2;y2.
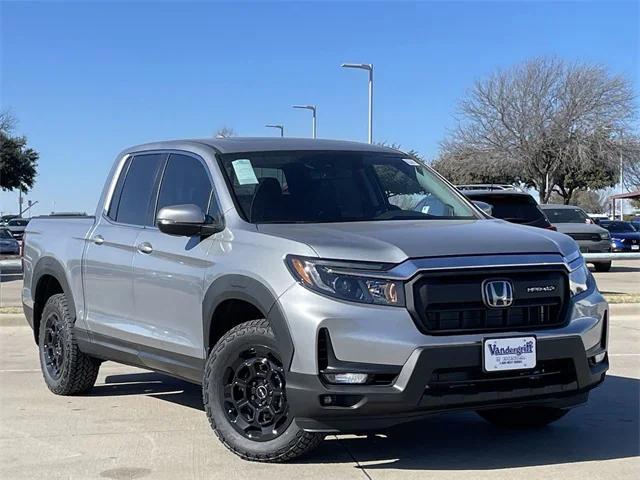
594;352;606;363
323;373;369;384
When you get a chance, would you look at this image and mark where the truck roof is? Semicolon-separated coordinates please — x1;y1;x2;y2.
123;137;403;155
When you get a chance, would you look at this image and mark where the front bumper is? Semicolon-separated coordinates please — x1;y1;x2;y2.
576;239;611;254
279;266;608;433
287;333;608;433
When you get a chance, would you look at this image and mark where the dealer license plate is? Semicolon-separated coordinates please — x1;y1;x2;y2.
483;336;536;372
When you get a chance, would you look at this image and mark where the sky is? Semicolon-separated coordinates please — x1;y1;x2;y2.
1;0;638;215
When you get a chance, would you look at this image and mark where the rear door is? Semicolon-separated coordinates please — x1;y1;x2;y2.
131;152;217;361
83;152;166;342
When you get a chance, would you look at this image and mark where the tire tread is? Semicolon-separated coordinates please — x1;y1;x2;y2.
40;293;100;395
203;319;322;462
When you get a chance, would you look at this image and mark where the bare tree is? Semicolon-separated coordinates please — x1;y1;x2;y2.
440;58;636;202
620;134;640;191
215;126;237;138
0;110;17;133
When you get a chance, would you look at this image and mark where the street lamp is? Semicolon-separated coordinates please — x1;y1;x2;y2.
341;63;373;143
265;124;284;137
292;105;317;139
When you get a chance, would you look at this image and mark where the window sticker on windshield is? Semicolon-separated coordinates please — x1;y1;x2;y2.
421;206;431;214
232;159;259;185
403;158;419;166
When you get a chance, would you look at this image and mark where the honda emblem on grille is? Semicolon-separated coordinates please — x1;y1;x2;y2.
482;280;514;308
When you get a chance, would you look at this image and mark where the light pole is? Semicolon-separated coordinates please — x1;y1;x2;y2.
292;105;317;139
265;124;284;137
341;63;373;143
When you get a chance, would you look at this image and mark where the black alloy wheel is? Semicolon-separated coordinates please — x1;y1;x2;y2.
43;313;66;380
221;345;292;441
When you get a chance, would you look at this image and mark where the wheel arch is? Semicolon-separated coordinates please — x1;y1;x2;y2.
31;257;77;344
202;275;294;370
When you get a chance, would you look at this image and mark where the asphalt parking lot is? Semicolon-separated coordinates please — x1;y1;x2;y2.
0;261;638;479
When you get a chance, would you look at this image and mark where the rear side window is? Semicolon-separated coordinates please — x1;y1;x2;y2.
155;153;214;218
113;153;165;226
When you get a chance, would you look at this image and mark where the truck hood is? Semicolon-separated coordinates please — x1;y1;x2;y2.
552;222;608;235
257;219;577;264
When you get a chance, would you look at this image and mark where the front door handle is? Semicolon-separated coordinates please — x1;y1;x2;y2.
92;235;104;245
137;242;153;254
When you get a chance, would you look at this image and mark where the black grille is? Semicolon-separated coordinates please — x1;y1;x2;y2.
567;232;601;242
409;266;568;334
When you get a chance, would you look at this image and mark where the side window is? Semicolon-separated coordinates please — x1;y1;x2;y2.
115;153;165;226
107;156;131;220
156;153;214;219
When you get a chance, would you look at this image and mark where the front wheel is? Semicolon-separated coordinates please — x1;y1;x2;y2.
477;406;569;429
202;319;323;462
594;262;612;272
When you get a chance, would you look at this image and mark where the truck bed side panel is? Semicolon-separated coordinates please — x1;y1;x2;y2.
23;216;96;331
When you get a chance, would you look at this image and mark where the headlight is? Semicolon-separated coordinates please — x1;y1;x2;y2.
600;232;610;240
569;260;590;296
286;256;405;306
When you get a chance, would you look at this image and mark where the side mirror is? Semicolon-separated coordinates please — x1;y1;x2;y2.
157;204;223;237
473;200;493;217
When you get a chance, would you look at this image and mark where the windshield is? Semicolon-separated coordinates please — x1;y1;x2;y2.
605;222;636;233
542;207;589;224
0;229;13;239
218;151;478;224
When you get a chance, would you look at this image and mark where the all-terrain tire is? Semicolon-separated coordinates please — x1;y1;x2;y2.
202;319;323;462
38;293;100;395
594;262;612;272
477;406;569;429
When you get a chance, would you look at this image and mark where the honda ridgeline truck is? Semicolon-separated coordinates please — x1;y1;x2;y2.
22;138;608;462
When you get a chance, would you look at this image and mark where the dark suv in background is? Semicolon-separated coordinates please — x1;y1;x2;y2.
463;190;554;230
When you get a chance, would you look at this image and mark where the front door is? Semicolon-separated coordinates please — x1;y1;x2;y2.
83;152;165;343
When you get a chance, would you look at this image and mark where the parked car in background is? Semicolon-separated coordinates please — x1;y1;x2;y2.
463;190;554;230
598;220;640;252
588;213;609;225
1;214;20;226
540;204;612;272
0;228;20;255
6;217;29;240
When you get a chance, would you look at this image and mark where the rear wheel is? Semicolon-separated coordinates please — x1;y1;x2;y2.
203;319;323;462
594;262;612;272
477;406;569;429
38;293;100;395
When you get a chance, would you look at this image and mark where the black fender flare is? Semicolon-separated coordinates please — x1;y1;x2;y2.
202;275;295;370
31;256;77;323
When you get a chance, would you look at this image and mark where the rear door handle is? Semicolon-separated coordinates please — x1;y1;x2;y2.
92;235;104;245
137;242;153;254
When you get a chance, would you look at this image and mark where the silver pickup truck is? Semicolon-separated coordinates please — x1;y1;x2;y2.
22;138;608;462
